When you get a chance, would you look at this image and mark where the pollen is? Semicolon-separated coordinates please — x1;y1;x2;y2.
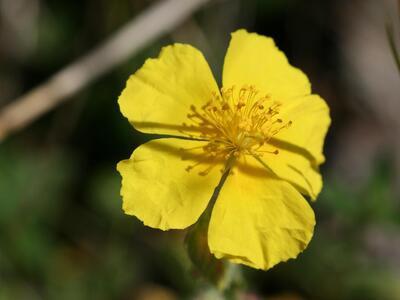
185;85;292;160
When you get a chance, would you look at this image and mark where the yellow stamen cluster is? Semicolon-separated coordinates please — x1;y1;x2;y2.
184;85;291;171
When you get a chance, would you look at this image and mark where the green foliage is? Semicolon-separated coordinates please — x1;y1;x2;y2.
322;159;398;226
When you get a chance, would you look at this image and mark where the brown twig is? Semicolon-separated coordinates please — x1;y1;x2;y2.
0;0;210;142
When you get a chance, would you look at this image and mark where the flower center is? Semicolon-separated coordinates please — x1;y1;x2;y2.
185;85;292;160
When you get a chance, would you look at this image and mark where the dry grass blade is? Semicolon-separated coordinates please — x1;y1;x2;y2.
0;0;210;142
386;20;400;74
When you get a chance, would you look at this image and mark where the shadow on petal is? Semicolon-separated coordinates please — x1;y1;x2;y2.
269;137;319;168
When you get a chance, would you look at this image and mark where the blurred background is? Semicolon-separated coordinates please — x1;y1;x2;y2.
0;0;400;299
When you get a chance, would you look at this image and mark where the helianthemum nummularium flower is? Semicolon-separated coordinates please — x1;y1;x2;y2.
117;29;330;270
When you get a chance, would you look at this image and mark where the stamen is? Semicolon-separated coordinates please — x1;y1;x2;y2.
184;85;293;171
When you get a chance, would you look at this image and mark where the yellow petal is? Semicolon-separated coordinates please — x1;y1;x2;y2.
117;138;223;230
119;44;219;136
274;94;331;164
253;148;322;200
208;162;315;270
223;29;311;101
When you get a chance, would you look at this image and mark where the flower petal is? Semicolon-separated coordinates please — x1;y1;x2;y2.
119;44;219;136
222;29;311;101
117;138;223;230
253;148;322;200
274;94;331;164
208;162;315;270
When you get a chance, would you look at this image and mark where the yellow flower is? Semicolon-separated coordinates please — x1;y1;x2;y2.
117;29;330;270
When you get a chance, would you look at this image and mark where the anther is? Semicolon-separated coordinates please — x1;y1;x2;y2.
237;102;246;109
221;103;230;110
